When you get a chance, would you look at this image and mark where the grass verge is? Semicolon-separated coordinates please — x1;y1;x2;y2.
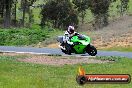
0;55;132;88
0;28;50;46
0;27;64;47
100;46;132;52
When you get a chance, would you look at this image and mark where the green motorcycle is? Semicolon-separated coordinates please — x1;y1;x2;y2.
57;34;97;56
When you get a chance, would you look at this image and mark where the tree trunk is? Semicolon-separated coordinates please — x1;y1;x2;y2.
1;5;4;18
28;9;33;28
12;1;17;27
14;2;17;26
22;0;26;27
4;0;11;28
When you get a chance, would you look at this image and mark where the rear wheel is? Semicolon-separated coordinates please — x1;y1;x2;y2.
86;45;97;56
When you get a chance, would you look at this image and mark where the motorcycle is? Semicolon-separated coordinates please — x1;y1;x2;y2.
57;34;97;56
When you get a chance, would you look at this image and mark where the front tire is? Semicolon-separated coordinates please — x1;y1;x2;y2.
86;45;97;56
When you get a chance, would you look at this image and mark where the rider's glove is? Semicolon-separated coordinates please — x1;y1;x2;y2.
67;41;73;45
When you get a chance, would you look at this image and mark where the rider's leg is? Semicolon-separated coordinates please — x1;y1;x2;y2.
65;43;72;55
59;42;66;50
57;36;66;50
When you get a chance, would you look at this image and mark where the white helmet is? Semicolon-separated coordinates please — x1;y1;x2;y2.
67;26;75;34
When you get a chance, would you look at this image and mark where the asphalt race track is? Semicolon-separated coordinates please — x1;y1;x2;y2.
0;46;132;58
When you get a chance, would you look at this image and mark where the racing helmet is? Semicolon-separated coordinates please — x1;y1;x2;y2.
67;26;75;34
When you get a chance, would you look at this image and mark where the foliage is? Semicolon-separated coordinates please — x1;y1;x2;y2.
0;28;49;46
87;0;130;29
72;0;89;23
0;0;131;29
88;0;112;29
40;0;79;29
20;0;37;27
117;0;129;16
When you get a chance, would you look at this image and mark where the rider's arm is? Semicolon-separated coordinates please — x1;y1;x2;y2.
63;31;69;43
74;32;79;36
67;35;79;45
63;31;79;45
67;40;73;45
63;31;74;45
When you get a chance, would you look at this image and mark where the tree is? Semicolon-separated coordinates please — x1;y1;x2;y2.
40;0;79;29
88;0;112;29
20;0;36;27
0;0;4;18
117;0;129;16
0;0;17;27
12;0;17;26
3;0;13;28
72;0;89;24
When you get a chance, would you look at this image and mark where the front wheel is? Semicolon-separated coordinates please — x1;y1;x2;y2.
86;45;97;56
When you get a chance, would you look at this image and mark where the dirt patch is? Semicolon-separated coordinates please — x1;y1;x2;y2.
18;55;111;66
86;15;132;49
0;52;27;56
0;53;113;66
47;43;59;48
0;52;112;66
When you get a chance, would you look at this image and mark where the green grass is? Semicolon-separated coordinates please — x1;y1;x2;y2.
0;55;132;88
100;46;132;52
0;28;50;46
0;27;64;46
128;0;132;14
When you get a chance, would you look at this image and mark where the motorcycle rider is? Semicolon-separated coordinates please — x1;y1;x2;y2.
59;25;79;55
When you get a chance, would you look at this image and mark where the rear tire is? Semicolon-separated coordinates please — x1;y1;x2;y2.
86;45;97;56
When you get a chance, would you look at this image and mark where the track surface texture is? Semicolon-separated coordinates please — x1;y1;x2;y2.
0;46;132;58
